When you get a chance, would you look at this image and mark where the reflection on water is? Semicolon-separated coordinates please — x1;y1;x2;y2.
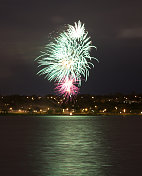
0;116;142;176
33;116;111;175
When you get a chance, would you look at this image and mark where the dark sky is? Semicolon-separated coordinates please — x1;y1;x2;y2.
0;0;142;95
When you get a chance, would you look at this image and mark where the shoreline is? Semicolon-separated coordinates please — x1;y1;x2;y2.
0;112;142;117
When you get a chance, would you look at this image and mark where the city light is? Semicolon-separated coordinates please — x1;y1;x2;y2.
0;94;142;115
123;109;126;113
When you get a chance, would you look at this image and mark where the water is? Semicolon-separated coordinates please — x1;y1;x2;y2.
0;116;142;176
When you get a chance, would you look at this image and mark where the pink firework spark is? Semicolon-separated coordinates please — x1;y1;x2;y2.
55;77;79;99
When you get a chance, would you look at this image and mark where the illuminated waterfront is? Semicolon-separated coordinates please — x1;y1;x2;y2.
0;94;142;115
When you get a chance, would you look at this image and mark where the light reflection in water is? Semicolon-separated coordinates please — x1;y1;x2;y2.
1;116;142;176
31;116;112;175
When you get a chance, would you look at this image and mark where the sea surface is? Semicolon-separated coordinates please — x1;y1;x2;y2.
0;115;142;176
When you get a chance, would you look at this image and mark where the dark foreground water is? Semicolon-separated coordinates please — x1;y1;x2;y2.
0;116;142;176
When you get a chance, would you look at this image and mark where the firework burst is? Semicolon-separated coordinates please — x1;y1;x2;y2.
36;21;97;84
55;77;79;99
36;21;97;98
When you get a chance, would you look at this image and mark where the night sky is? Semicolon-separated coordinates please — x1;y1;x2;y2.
0;0;142;95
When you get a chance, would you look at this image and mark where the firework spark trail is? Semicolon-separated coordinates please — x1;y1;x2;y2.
36;21;97;98
36;21;97;84
55;77;79;99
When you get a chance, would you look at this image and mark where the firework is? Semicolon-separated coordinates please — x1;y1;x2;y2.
55;77;79;99
36;21;97;98
36;21;97;85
